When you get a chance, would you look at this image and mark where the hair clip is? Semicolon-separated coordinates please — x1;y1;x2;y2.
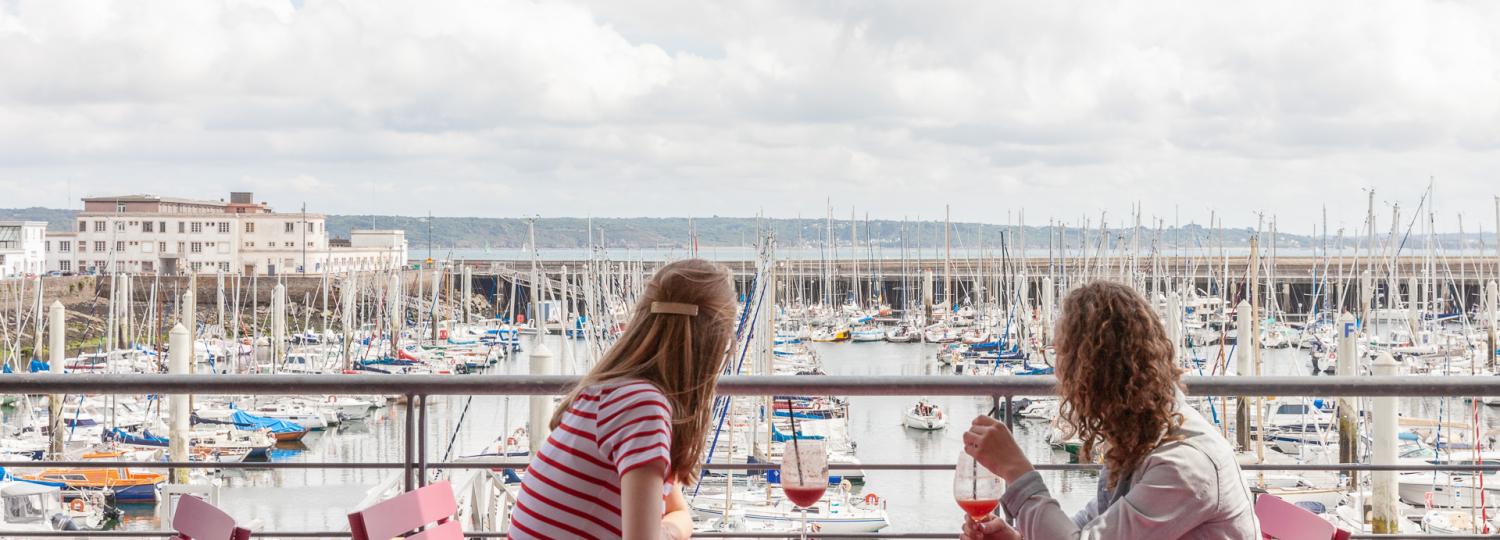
650;301;699;316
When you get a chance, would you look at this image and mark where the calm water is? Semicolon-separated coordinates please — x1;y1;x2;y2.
103;336;1499;535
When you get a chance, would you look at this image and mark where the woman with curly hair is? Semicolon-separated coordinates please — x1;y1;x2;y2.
961;281;1258;539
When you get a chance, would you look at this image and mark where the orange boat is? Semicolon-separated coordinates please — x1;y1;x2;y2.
22;467;165;502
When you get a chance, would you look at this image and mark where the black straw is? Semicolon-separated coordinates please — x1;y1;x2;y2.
783;397;802;485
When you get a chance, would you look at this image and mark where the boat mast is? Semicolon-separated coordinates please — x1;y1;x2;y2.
944;205;952;317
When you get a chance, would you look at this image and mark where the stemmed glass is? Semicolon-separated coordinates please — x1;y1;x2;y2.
781;439;829;540
954;449;1005;523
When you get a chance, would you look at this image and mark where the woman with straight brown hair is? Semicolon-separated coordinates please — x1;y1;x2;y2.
510;258;738;540
961;280;1259;539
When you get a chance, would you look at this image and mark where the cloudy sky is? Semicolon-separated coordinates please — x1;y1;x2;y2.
1;0;1498;231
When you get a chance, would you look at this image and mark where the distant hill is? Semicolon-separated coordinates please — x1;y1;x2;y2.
0;207;79;229
3;207;1482;250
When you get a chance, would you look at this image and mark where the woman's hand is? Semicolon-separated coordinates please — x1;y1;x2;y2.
961;515;1022;540
660;521;691;540
962;415;1035;483
660;481;693;540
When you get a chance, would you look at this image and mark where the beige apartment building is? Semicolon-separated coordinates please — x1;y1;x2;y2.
44;192;407;275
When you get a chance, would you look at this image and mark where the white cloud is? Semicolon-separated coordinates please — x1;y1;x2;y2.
0;0;1497;231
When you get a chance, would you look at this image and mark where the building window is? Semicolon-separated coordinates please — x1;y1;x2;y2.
78;242;87;253
158;242;166;253
95;260;106;271
142;261;154;273
78;221;86;232
191;261;203;272
115;222;125;232
245;242;254;247
284;242;294;247
94;221;105;232
115;241;124;252
285;222;295;233
94;241;106;252
159;221;166;233
45;241;51;252
190;242;202;253
59;241;71;253
218;262;230;272
59;261;70;272
219;222;230;233
178;221;185;233
143;221;154;233
245;222;256;233
116;202;126;212
191;222;202;233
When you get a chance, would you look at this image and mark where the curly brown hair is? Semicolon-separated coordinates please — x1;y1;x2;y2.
1053;281;1184;488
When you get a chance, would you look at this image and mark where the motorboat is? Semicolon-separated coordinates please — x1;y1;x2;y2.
903;400;947;431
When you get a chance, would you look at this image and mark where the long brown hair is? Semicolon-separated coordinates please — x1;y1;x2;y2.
1053;281;1184;488
549;258;737;484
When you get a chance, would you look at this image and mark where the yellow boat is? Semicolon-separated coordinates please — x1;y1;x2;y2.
811;328;851;342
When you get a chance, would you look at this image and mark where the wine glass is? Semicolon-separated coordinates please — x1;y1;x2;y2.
954;449;1005;523
781;439;828;540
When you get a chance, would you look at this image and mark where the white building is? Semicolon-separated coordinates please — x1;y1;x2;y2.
44;192;406;275
0;221;47;278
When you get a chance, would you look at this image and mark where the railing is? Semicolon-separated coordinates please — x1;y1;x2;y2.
3;374;1499;539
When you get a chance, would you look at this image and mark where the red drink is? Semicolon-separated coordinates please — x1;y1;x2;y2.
956;498;999;520
783;485;827;508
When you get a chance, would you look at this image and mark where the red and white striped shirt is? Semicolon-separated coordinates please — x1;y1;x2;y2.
509;379;674;539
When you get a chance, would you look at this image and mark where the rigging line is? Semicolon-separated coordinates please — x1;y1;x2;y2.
436;394;477;480
693;269;764;501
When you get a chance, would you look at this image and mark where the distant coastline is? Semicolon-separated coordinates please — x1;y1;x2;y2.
4;206;1491;251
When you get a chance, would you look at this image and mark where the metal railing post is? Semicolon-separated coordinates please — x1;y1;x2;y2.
404;393;416;492
418;394;430;486
1003;395;1014;431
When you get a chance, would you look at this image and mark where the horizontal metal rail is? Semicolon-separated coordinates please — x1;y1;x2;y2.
7;531;1499;539
10;460;1500;473
6;373;1500;396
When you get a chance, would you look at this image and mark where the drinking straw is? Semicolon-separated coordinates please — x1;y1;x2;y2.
783;397;802;485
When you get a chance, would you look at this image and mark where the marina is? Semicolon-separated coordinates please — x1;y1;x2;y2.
2;192;1500;537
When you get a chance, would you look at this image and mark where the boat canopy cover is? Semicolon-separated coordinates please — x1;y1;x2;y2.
230;411;305;434
106;428;169;447
770;425;825;443
2;481;59;496
361;358;419;367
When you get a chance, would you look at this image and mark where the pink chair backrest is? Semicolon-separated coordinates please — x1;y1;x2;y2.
348;480;461;540
172;495;251;540
1256;494;1346;540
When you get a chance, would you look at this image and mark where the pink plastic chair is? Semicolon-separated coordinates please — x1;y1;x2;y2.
347;480;462;540
1256;494;1350;540
171;495;252;540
